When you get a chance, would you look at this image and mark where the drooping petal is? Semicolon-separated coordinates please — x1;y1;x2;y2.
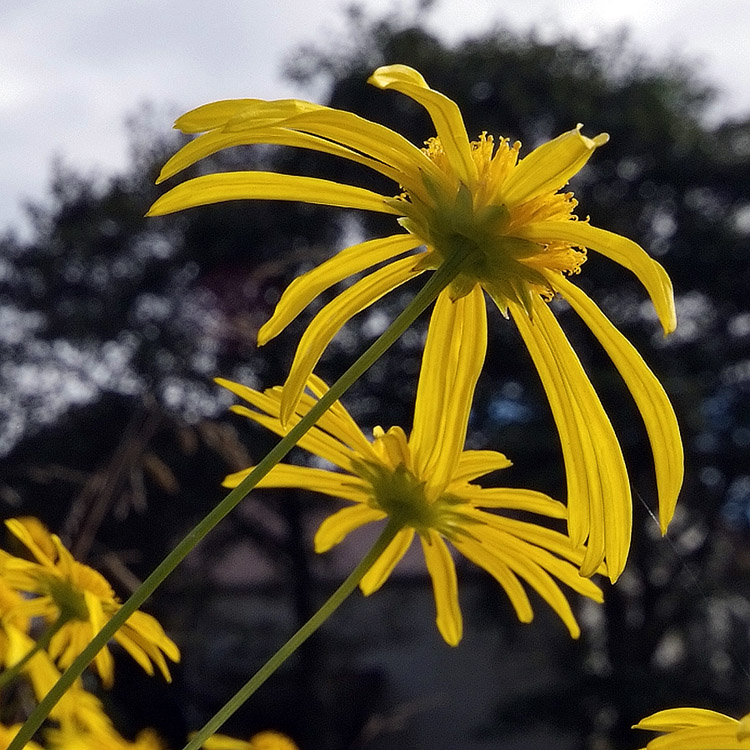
453;536;534;624
552;273;683;533
451;450;512;483
510;298;632;581
515;221;676;334
410;286;487;493
359;527;415;595
280;255;424;424
369;65;478;187
314;505;387;553
501;125;609;208
420;531;462;646
221;464;369;503
258;234;423;345
146;172;400;218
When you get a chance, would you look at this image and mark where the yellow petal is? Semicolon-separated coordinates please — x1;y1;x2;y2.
215;378;361;469
271;107;446;198
222;464;368;504
634;708;736;732
637;728;750;750
516;220;676;334
502;125;608;207
173;98;260;133
146;172;399;217
510;299;632;581
258;234;423;345
302;376;381;461
451;450;512;483
463;487;567;518
420;531;463;645
157;127;404;185
201;735;249;750
359;527;415;595
369;64;478;187
552;273;683;533
488;541;583;638
226;404;356;470
280;255;423;424
410;286;487;493
314;505;387;553
453;536;534;624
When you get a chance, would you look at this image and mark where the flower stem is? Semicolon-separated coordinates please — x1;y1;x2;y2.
0;615;67;692
8;254;466;750
184;517;403;750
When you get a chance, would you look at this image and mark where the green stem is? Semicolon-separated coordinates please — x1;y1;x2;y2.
9;255;465;750
0;616;67;692
184;518;403;750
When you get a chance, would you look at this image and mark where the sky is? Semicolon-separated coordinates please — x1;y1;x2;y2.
1;0;750;237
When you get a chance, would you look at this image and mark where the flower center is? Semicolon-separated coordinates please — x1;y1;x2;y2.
393;134;587;312
352;427;469;537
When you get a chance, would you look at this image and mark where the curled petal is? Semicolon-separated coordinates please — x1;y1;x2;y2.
502;125;608;207
369;64;477;186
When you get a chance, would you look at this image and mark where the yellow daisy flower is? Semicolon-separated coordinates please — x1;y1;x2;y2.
634;707;750;749
218;288;602;644
201;729;299;750
148;64;681;580
1;518;180;689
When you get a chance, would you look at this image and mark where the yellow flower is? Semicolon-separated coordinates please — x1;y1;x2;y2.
1;518;180;688
219;289;602;644
47;722;167;750
201;729;299;750
148;64;682;580
634;707;750;749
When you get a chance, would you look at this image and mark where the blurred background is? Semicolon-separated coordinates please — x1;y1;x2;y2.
2;1;750;748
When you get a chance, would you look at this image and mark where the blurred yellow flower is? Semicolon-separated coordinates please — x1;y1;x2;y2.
0;723;43;750
201;729;299;750
1;518;179;688
219;289;602;644
149;64;681;580
634;707;750;749
47;722;167;750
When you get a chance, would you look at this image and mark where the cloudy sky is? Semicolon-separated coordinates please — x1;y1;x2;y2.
2;0;749;237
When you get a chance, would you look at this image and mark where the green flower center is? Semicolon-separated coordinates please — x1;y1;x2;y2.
353;458;467;537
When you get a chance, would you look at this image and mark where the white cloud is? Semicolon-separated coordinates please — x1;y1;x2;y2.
1;0;749;236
